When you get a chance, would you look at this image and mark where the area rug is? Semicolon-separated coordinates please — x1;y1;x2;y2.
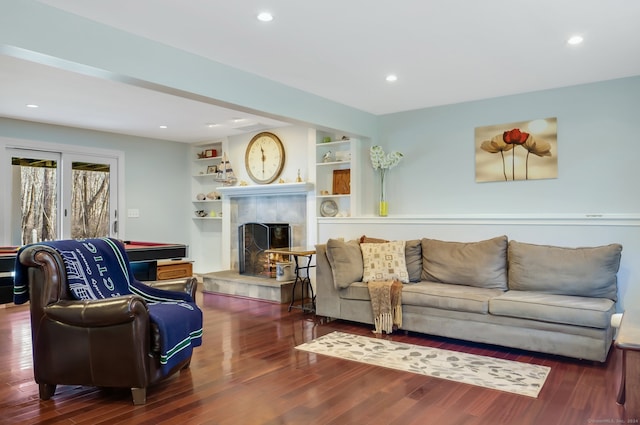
295;331;550;397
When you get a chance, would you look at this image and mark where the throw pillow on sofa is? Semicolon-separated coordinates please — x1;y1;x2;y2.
361;240;410;283
421;236;508;290
358;236;422;282
508;240;622;301
325;239;363;289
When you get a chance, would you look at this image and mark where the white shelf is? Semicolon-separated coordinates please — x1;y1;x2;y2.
316;140;351;147
316;160;351;167
192;173;220;178
192;216;222;220
317;194;350;199
194;155;223;162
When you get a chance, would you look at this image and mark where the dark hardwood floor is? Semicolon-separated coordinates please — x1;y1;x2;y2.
0;288;630;424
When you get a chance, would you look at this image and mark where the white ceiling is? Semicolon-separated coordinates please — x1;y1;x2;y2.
2;0;640;143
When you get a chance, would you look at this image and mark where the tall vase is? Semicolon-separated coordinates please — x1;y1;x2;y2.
378;169;388;217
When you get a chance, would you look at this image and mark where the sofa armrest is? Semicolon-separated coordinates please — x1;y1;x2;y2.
144;277;198;301
315;244;342;319
44;295;149;327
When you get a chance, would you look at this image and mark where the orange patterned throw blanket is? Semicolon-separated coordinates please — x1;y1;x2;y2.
367;279;403;334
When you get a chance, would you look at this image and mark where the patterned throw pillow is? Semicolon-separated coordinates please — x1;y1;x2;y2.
361;240;409;283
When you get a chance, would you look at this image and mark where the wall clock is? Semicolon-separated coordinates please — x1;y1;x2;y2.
245;132;286;184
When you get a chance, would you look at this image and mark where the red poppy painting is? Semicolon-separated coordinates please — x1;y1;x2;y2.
475;117;558;182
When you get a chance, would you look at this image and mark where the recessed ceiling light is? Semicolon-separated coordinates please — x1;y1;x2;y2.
386;74;398;82
159;125;168;129
567;35;584;45
257;12;273;22
26;104;39;108
207;123;219;128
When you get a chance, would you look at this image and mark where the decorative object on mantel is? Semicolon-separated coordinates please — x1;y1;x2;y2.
370;145;403;217
245;132;286;184
296;169;303;183
214;153;237;186
476;117;557;183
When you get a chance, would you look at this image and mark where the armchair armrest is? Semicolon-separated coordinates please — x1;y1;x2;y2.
44;295;149;327
144;276;198;301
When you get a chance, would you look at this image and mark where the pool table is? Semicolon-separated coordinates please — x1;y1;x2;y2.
0;240;188;304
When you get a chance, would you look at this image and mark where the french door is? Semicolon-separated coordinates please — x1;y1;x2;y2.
4;147;119;245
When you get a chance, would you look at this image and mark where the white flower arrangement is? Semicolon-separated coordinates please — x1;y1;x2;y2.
370;145;403;170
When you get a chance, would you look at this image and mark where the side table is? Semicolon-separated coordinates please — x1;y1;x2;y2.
265;248;315;313
615;309;640;419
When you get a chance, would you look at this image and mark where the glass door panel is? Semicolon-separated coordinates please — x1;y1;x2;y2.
10;153;60;245
70;161;111;238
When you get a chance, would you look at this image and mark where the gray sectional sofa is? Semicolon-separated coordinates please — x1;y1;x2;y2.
315;236;623;362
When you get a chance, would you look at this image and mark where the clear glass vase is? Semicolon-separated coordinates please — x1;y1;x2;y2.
378;170;388;217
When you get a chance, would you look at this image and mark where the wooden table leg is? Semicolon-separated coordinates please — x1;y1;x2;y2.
618;349;626;405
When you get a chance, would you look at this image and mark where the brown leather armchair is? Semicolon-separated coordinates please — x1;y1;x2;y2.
18;243;199;405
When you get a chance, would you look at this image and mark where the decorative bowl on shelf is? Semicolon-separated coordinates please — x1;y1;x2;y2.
320;200;338;217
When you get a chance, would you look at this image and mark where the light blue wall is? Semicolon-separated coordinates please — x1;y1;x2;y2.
0;118;192;245
373;76;640;215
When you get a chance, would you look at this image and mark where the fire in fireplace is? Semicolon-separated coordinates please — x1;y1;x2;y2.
239;223;291;277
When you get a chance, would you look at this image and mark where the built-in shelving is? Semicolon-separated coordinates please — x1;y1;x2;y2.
190;141;225;274
315;136;358;218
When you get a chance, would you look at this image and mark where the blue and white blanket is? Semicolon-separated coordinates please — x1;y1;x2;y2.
14;237;203;375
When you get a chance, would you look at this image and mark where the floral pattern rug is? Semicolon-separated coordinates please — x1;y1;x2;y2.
295;331;550;398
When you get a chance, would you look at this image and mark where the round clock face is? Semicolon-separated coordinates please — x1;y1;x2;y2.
245;132;286;184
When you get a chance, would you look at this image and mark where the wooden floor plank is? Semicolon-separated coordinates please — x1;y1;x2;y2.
0;289;630;424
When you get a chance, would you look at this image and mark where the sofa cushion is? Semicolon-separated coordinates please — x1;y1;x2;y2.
325;239;363;289
421;236;508;290
361;240;409;283
339;281;370;301
402;281;504;314
490;290;615;329
405;240;422;282
508;241;622;301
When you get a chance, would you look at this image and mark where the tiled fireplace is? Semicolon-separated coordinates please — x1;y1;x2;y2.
202;183;313;303
227;186;311;272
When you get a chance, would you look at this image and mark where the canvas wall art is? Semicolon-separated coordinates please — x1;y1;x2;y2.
475;117;557;183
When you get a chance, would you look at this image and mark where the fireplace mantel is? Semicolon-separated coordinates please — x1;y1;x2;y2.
217;182;314;198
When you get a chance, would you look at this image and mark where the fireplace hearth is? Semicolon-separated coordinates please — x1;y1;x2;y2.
239;223;291;278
